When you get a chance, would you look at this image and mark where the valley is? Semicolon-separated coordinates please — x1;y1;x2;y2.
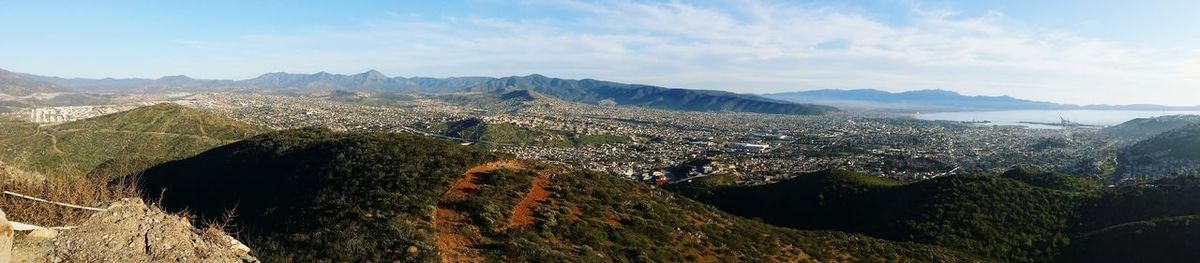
0;69;1196;262
5;2;1200;262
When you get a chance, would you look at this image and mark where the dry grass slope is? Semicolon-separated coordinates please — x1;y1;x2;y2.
0;103;265;178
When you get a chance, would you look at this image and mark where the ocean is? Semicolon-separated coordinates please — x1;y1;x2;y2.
913;110;1200;129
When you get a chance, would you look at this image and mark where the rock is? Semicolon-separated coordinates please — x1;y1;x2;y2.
228;236;250;254
26;228;57;240
13;198;258;262
0;209;12;263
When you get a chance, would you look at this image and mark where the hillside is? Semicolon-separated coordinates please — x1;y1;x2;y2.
670;169;1099;262
0;103;264;178
1063;176;1200;262
1102;115;1200;142
1060;215;1200;262
1000;166;1101;192
671;168;1200;262
1075;176;1200;231
9;198;258;262
134;128;975;262
433;117;630;147
440;118;571;146
1121;124;1200;177
0;68;65;96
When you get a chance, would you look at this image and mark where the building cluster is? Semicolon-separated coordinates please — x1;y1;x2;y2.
29;105;134;124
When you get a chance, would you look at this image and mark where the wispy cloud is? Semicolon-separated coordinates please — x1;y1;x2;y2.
176;0;1200;106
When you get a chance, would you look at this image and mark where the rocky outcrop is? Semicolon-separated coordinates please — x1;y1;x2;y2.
12;198;257;262
0;209;13;263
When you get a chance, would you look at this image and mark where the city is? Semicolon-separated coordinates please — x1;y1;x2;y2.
19;90;1115;186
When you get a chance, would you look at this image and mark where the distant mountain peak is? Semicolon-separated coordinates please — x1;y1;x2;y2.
256;72;291;78
356;70;388;80
902;89;961;96
524;73;550;79
158;75;194;81
763;88;1070;111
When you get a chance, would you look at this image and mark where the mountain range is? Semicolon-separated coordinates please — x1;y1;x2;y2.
0;68;66;96
11;69;834;115
764;89;1200;111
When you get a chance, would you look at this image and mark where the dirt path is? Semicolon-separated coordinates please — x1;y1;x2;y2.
55;128;220;140
198;122;208;137
44;131;63;154
434;160;526;263
505;168;556;230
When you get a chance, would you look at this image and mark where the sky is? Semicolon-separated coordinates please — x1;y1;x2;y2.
1;0;1198;106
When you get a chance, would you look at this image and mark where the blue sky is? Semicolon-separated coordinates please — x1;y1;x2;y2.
1;0;1198;105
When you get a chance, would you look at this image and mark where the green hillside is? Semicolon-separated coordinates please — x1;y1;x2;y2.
1119;124;1200;178
1076;176;1200;231
1125;124;1200;161
1000;167;1101;192
672;169;1100;262
0;103;264;178
135;128;975;262
1061;176;1200;262
439;117;629;147
1060;215;1200;262
1101;115;1200;142
670;168;1200;263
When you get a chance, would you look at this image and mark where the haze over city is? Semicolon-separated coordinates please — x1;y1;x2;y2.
2;0;1198;106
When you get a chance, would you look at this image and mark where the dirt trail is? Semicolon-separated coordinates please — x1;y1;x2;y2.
505;168;557;230
44;132;63;154
434;160;526;263
198;122;209;137
56;128;222;140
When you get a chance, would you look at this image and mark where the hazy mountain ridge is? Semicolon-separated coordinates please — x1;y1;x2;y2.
19;69;836;115
765;89;1200;111
471;74;837;115
1102;115;1200;142
20;73;236;91
0;68;67;96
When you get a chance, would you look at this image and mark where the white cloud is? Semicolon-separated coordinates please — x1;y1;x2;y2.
177;0;1200;106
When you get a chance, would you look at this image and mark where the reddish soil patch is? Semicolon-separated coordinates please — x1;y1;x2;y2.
434;160;527;263
506;174;550;229
433;208;477;263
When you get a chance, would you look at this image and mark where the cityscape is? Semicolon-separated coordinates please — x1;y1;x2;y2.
3;1;1200;262
10;90;1120;185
